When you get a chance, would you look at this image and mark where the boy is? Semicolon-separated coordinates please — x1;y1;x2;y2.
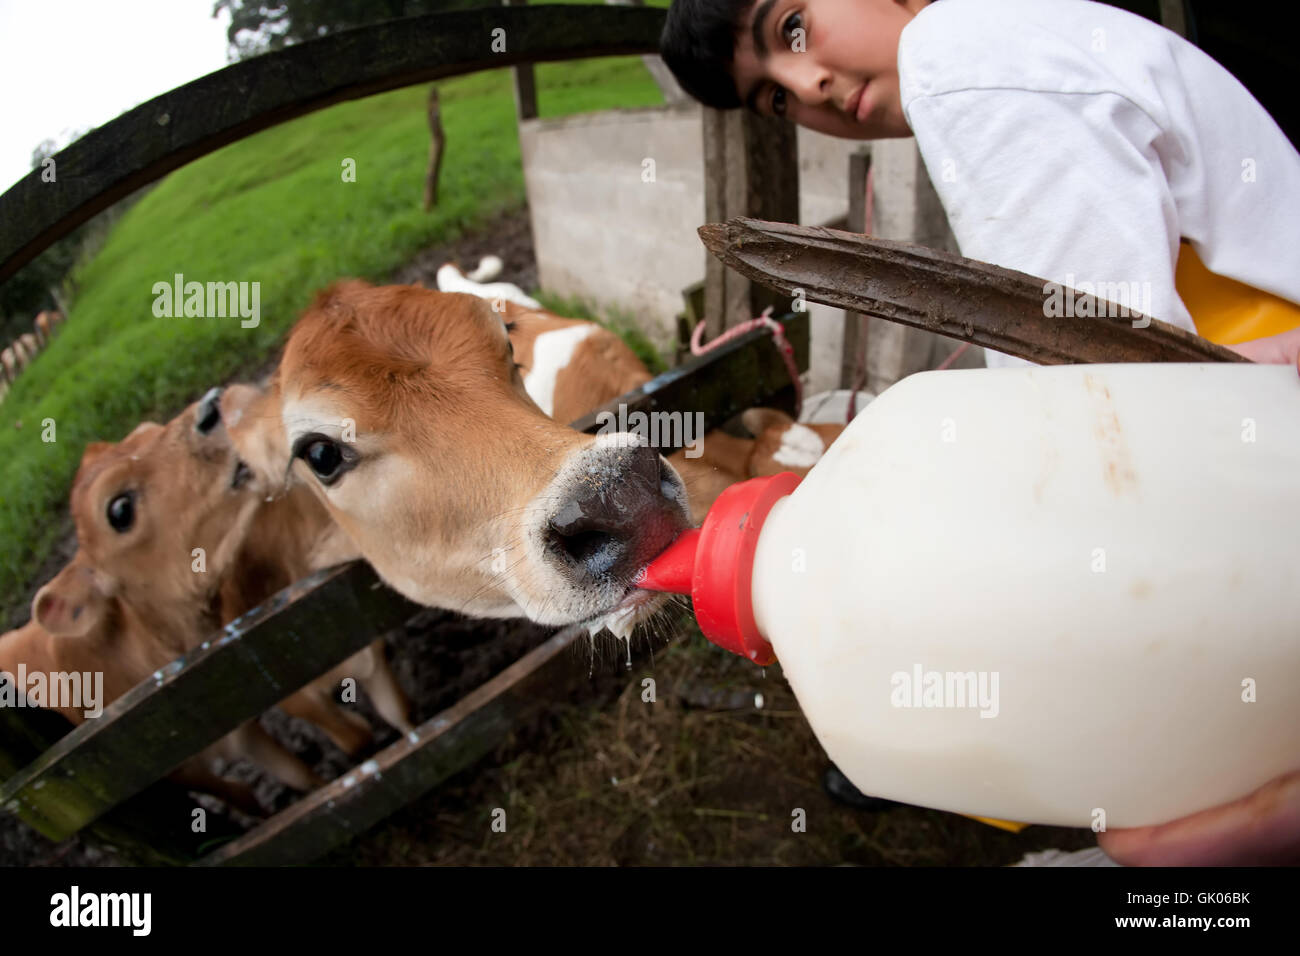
660;0;1300;368
660;0;1300;863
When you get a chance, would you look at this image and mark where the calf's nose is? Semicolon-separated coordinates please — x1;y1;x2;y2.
546;443;687;583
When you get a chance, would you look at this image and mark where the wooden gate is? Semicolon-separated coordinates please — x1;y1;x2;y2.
0;4;818;865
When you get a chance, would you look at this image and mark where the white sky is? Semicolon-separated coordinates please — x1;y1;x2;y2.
0;0;233;192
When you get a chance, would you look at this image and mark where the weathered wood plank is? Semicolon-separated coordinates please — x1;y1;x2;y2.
198;623;587;865
701;109;800;337
0;5;666;281
0;562;419;842
698;217;1246;365
1;694;244;864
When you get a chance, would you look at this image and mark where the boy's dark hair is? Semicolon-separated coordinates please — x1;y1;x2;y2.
660;0;757;110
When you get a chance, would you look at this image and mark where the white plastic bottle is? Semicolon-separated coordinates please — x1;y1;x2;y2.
638;363;1300;828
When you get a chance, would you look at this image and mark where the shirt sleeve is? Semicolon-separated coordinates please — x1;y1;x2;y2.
904;87;1194;369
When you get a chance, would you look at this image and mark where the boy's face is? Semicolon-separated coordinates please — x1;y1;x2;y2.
729;0;928;139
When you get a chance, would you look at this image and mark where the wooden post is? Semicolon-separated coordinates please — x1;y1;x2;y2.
839;148;870;389
422;86;446;211
504;0;538;121
701;109;799;338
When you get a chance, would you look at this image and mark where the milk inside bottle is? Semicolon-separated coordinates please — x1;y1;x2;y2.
637;363;1300;828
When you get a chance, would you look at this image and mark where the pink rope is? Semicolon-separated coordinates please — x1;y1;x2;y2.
935;341;972;371
691;305;803;418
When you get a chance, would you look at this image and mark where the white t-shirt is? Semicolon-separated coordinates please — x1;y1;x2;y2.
897;0;1300;368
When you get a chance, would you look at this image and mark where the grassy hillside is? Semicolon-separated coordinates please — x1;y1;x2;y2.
0;53;667;617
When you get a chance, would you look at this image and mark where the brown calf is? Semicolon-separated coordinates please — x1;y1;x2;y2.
0;399;323;814
225;281;691;638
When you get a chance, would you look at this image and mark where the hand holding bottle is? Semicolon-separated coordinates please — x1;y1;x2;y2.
1098;769;1300;865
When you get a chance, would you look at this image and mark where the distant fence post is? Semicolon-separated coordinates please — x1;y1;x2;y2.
423;86;446;211
503;0;539;121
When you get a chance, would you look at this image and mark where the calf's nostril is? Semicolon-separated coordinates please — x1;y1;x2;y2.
545;494;635;579
547;445;690;585
548;525;621;575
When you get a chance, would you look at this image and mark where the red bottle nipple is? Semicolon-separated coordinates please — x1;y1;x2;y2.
635;472;802;665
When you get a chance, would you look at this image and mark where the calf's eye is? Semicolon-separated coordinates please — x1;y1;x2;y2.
294;435;349;485
107;493;135;532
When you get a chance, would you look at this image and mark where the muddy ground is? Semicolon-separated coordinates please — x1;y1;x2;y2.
1;206;1099;866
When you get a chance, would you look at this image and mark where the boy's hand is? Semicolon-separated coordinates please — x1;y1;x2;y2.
1224;327;1300;367
1097;770;1300;865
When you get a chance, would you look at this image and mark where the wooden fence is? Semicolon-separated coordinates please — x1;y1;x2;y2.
0;5;815;865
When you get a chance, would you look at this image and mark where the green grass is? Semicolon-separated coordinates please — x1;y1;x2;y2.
0;53;665;618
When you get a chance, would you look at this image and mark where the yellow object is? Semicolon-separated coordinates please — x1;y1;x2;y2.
1176;240;1300;345
962;814;1030;833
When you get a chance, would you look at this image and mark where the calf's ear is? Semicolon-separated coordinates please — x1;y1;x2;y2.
33;561;106;637
75;440;117;480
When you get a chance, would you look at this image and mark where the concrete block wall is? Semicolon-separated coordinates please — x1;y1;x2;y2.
518;102;982;394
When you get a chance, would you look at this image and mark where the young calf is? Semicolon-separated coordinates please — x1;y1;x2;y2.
0;396;322;814
225;281;692;638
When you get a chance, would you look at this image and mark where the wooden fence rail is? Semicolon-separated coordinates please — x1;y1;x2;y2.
0;5;667;282
1;563;418;842
698;217;1246;365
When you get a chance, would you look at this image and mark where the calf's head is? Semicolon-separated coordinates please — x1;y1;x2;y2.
223;281;690;632
33;390;260;642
